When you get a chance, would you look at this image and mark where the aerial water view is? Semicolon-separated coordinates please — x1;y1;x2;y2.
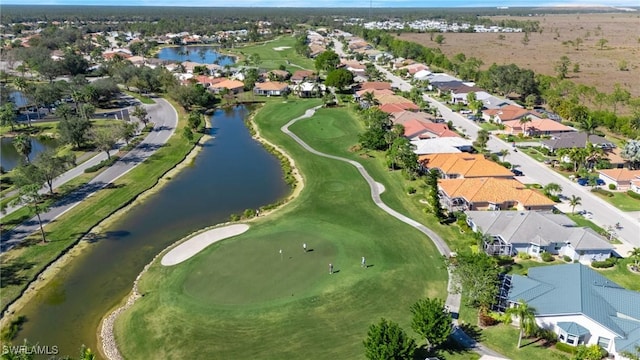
0;1;639;360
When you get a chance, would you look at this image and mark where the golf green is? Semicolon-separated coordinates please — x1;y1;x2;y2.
114;99;448;359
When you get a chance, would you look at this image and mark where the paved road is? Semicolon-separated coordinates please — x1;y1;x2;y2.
282;104;505;359
0;98;177;251
371;63;639;248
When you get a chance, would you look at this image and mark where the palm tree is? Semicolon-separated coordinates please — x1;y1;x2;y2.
629;247;640;270
585;142;605;169
505;300;538;349
13;134;32;163
361;91;378;108
569;195;582;214
568;147;588;172
501;148;510;162
519;115;532;137
543;182;562;197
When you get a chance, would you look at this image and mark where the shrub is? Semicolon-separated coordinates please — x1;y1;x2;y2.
406;186;416;194
537;328;558;344
608;183;616;190
628;190;640;200
496;255;514;266
591;258;616;268
560;162;575;172
591;188;614;197
517;252;531;260
563;255;572;262
478;310;499;326
541;252;554;262
84;156;120;173
555;342;578;354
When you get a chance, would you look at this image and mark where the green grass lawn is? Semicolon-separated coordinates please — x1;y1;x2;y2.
0;98;200;310
226;36;316;72
479;122;502;132
114;99;449;360
591;190;640;212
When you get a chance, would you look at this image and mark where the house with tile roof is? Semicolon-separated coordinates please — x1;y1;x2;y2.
391;111;435;125
379;103;420;114
502;118;575;137
421;153;513;179
291;70;316;84
438;177;556;212
253;81;289;96
598;168;640;190
209;78;244;94
359;81;392;91
466;211;612;262
482;104;543;124
499;263;640;357
402;119;459;140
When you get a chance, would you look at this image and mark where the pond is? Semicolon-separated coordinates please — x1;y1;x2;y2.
157;46;236;66
0;136;60;171
13;105;290;358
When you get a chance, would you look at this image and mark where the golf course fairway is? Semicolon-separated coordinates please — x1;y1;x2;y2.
113;99;448;359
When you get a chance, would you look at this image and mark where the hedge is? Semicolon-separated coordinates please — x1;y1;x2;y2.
84;155;120;173
555;342;578;354
628;190;640;200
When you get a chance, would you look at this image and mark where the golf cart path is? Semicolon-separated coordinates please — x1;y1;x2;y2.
161;224;250;266
282;105;507;359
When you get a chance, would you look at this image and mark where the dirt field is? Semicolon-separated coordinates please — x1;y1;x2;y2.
399;13;640;97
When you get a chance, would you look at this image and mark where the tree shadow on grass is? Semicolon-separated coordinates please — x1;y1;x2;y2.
0;259;35;288
84;230;131;243
458;323;483;343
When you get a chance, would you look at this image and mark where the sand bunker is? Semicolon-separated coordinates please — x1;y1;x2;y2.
161;224;250;266
272;46;291;51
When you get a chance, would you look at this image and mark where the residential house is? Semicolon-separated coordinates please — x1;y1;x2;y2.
413;69;432;81
253;81;289;96
482;104;543;124
264;69;290;81
475;91;514;110
403;120;459;140
379;102;420;114
449;85;485;104
598;168;640;190
399;63;429;75
308;44;325;58
127;55;145;66
293;82;324;98
541;132;616;152
499;263;640;358
391;111;435;125
412;138;474;155
502;118;575;136
354;88;394;101
438;177;556;212
466;211;612;262
209;79;244;94
193;75;225;88
359;82;392;91
341;60;367;76
420;153;513;179
291;70;316;84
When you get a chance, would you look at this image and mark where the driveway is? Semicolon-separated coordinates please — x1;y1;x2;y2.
1;98;177;251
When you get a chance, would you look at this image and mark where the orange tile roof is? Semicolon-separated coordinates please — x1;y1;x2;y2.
356;89;394;97
598;168;640;182
422;153;513;178
376;94;416;105
379;103;419;114
438;178;555;207
503;118;573;133
360;82;392;90
254;81;288;91
391;111;434;125
291;70;316;81
483;104;542;122
210;79;244;90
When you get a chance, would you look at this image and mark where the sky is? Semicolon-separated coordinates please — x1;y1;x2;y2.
3;0;640;7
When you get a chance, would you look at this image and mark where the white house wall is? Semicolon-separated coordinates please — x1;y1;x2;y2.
536;314;620;356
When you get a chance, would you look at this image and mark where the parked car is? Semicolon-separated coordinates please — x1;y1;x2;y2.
511;168;524;176
577;178;588;186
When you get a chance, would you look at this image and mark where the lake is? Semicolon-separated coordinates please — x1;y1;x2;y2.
157;46;236;66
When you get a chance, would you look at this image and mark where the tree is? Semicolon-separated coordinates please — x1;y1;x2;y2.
596;38;608;50
578;116;598;134
574;344;606;360
474;129;490;153
542;182;562;197
182;127;194;143
500;148;510;162
362;91;379;107
555;56;570;80
131;105;149;127
187;111;204;131
119;121;138;145
314;50;340;72
621;140;640;170
426;169;447;222
609;84;631;115
363;318;416;360
410;298;452;350
325;68;354;92
448;252;499;309
91;125;119;160
0;102;18;131
434;34;445;45
9;184;49;244
29;150;74;194
58;116;92;149
13;134;32;163
519;116;532;136
505;300;538;349
569;195;582;214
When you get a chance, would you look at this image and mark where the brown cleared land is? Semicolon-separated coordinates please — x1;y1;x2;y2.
398;13;640;97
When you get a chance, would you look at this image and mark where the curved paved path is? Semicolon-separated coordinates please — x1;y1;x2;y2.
282;105;507;358
1;98;178;251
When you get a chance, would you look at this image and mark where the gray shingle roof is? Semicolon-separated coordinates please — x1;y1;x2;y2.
541;132;614;150
508;264;640;341
466;211;612;252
